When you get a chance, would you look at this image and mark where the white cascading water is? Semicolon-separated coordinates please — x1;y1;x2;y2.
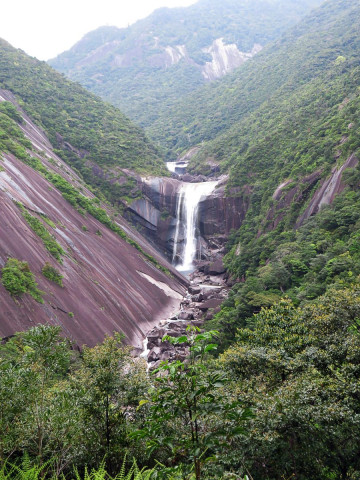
173;181;217;273
166;162;177;174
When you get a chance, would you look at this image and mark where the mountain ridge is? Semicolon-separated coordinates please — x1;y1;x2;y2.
147;0;360;161
49;0;323;128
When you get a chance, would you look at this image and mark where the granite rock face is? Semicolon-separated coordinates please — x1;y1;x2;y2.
126;176;182;258
126;175;248;262
0;91;188;349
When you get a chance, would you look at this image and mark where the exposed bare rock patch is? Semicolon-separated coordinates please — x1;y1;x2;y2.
0;92;188;349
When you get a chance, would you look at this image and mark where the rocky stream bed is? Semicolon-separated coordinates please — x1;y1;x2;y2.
142;258;229;369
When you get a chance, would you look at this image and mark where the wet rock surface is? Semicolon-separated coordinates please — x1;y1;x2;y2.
143;267;229;369
124;171;246;264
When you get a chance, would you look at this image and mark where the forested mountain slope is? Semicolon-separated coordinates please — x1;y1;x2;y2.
0;43;187;347
184;0;360;349
49;0;322;128
0;39;167;204
148;0;359;160
1;1;360;476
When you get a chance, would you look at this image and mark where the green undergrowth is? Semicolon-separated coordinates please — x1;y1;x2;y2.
16;203;64;263
0;458;156;480
41;262;64;287
0;102;32;156
1;258;43;303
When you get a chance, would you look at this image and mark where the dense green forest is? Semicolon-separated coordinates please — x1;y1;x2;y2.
148;0;360;161
49;0;322;128
1;284;360;479
189;0;360;350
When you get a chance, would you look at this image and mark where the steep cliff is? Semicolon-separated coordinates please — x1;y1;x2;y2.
0;92;187;349
123;174;248;266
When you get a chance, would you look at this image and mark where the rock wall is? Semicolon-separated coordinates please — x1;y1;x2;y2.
296;154;359;226
261;154;359;234
126;176;248;261
201;39;262;81
126;177;182;258
0;92;188;349
199;185;249;237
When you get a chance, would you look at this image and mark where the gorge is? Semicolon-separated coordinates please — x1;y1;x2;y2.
1;0;360;476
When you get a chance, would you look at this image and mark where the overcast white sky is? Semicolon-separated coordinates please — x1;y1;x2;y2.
0;0;196;61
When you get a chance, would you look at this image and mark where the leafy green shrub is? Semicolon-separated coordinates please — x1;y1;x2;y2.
136;327;252;479
17;203;64;263
220;285;360;479
1;258;44;303
41;262;63;287
41;215;56;228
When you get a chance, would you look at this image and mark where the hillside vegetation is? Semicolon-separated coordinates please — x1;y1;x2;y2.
0;39;167;202
0;63;185;347
159;0;360;348
148;0;360;162
1;285;360;479
49;0;322;128
1;0;360;478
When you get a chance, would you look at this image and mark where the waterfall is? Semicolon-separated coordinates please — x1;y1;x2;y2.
172;181;217;273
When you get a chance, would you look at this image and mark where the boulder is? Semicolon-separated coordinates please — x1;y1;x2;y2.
178;310;194;320
188;285;201;294
147;328;165;341
191;293;204;302
208;259;226;275
190;320;204;327
148;347;161;362
165;329;186;337
180;174;193;182
169;322;188;331
149;360;162;370
198;298;223;311
159;350;173;361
